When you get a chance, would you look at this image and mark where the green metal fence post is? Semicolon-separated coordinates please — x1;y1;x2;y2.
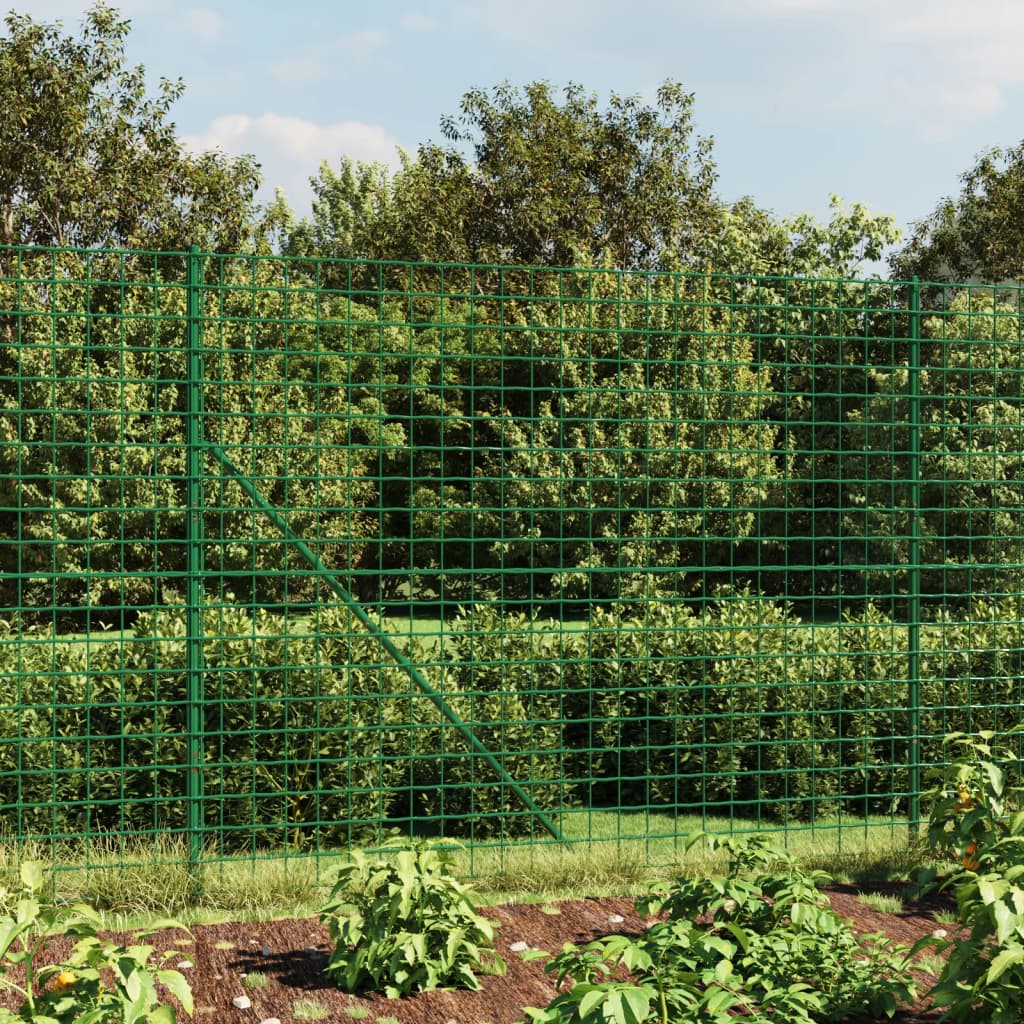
907;276;922;833
185;245;206;884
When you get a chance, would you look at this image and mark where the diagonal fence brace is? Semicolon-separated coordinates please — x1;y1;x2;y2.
207;442;568;847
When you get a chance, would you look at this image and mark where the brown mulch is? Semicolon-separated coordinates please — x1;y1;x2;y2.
2;884;961;1023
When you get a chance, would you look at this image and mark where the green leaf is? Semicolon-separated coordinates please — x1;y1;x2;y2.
987;943;1024;984
157;968;194;1015
978;876;1005;905
577;987;606;1019
19;862;43;892
606;986;652;1024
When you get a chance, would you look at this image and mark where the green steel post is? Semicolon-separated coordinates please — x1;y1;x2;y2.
907;277;922;833
185;246;206;881
206;443;568;847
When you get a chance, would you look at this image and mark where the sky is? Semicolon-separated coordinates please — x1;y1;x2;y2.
19;0;1024;264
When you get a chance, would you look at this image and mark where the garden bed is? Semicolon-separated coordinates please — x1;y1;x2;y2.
2;882;956;1023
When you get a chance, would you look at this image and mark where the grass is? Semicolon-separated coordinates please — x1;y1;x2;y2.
857;891;905;914
292;998;329;1021
0;806;922;929
915;952;948;976
933;908;960;925
462;808;920;902
242;972;269;988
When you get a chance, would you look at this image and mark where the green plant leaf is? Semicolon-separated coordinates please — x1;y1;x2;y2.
987;943;1024;984
157;968;194;1015
606;986;652;1024
576;987;606;1019
19;862;43;892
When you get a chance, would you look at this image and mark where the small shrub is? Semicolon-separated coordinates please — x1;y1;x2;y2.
520;832;920;1024
319;838;505;997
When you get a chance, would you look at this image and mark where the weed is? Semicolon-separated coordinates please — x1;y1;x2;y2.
858;891;904;914
292;997;329;1021
922;727;1024;1024
916;953;948;976
0;862;192;1023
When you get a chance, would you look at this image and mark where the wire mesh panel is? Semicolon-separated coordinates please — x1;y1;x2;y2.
3;243;1024;883
0;247;192;862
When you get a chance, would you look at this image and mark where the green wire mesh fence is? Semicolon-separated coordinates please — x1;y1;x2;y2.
2;244;1024;883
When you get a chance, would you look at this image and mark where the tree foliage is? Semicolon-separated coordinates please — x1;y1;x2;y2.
892;142;1024;284
4;7;1021;619
425;80;721;269
0;3;260;252
285;81;898;290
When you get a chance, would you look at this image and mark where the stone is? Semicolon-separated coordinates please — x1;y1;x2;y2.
231;995;252;1010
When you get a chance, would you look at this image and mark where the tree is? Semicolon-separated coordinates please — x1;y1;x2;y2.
281;158;399;263
286;80;724;271
0;3;260;252
286;83;899;286
891;142;1024;284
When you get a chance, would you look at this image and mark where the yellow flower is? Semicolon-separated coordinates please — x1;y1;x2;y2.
962;842;980;871
52;970;76;993
954;784;975;812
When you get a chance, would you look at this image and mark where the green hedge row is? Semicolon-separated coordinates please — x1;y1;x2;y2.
2;595;1023;849
440;595;1024;822
0;604;565;849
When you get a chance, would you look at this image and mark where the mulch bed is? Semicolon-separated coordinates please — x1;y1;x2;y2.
0;883;962;1023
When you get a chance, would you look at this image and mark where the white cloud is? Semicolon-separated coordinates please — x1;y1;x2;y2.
184;112;401;166
400;12;436;31
182;113;404;216
904;84;1005;140
183;7;222;43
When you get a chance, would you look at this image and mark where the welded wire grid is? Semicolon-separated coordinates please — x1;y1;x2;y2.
1;244;1024;883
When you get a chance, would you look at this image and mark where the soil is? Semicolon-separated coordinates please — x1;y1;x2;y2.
7;883;960;1023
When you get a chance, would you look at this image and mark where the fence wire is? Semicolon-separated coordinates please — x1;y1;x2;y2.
2;244;1024;881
